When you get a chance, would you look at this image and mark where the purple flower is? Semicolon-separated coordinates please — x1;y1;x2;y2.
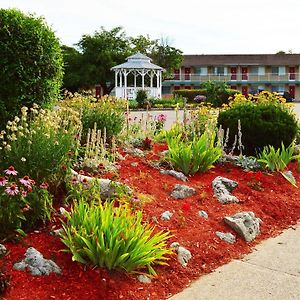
19;175;32;187
5;183;19;196
0;176;8;186
4;166;18;176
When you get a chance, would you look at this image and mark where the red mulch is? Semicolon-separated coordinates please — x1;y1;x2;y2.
2;143;300;300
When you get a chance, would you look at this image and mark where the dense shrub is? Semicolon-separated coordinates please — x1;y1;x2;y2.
217;100;298;156
0;105;80;185
173;86;239;105
62;94;125;141
0;9;63;129
135;89;148;108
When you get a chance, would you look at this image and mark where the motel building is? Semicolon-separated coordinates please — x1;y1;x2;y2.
162;54;300;100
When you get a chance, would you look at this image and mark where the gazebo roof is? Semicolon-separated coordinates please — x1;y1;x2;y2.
111;52;164;71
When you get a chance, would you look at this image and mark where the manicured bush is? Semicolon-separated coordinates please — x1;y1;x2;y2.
61;197;173;276
173;89;207;102
135;90;148;108
217;100;298;156
0;9;63;129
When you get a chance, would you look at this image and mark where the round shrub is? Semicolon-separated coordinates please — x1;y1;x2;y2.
135;89;148;108
217;102;298;156
0;8;63;129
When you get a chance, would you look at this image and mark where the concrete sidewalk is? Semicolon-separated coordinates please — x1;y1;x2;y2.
170;223;300;300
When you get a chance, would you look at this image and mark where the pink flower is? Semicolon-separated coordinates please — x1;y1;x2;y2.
19;175;32;187
22;190;28;197
39;182;49;189
0;176;8;186
157;114;167;123
4;166;18;176
5;183;19;196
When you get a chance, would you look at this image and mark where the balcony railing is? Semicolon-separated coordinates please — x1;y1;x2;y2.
166;73;299;82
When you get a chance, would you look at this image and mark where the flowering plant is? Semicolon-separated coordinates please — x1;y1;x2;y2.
154;114;167;133
0;166;52;240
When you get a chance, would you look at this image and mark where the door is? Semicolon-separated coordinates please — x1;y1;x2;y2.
289;85;295;98
242;86;248;96
95;85;102;98
184;67;191;80
289;67;295;80
242;67;248;80
230;67;237;80
174;68;180;80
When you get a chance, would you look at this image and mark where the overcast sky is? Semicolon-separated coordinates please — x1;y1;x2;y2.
2;0;300;54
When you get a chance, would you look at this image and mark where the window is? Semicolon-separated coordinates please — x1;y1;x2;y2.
250;66;259;75
195;67;208;75
214;67;227;75
272;66;285;75
271;85;285;93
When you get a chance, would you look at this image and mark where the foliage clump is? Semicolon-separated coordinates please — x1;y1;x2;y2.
217;92;298;156
0;8;63;129
61;191;173;276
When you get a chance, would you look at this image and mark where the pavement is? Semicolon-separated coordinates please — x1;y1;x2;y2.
170;223;300;300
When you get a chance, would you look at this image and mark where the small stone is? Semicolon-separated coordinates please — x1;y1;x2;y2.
212;176;239;204
160;211;173;221
170;242;180;249
224;211;261;242
216;231;236;244
171;184;196;199
177;246;192;267
137;275;151;284
131;162;139;167
0;244;7;257
50;228;64;237
198;210;208;219
282;170;297;186
59;207;68;216
160;169;188;182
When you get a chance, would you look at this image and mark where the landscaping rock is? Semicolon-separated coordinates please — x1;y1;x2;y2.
170;242;192;267
0;244;7;257
224;212;261;242
160;169;188;182
59;207;68;217
160;211;173;221
13;247;61;276
212;176;239;204
131;162;139;167
198;210;208;219
170;184;196;199
50;228;64;237
137;275;151;284
282;170;297;186
70;169;132;200
125;148;144;157
216;231;236;244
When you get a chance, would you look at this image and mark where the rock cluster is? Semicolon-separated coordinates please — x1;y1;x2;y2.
13;247;61;276
161;211;173;221
216;231;236;244
170;242;192;267
224;212;261;242
212;176;239;204
160;169;188;182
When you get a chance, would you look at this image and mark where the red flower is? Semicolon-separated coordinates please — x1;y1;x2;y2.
182;203;191;213
40;182;49;189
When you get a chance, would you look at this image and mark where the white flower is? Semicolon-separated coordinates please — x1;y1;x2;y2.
21;157;26;162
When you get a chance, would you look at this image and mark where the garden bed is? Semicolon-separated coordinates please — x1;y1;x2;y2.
2;143;300;300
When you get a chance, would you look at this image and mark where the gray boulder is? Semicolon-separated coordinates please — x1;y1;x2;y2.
212;176;239;204
0;244;7;257
171;184;196;199
13;247;61;276
161;211;173;221
70;169;132;200
160;169;188;182
170;242;192;267
224;212;261;242
216;231;236;244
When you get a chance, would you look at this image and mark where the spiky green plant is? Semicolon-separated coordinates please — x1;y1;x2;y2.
60;199;173;276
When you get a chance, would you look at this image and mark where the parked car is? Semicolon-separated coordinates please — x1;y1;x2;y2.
278;91;294;102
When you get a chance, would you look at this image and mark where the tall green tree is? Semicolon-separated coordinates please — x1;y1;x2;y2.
0;8;63;128
77;26;131;95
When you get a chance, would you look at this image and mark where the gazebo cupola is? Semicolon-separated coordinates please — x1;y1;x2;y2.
111;52;164;99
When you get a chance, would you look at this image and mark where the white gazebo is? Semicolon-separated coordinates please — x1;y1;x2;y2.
111;52;164;99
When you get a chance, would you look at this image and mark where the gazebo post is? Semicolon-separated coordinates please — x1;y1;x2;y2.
141;69;145;90
124;70;128;99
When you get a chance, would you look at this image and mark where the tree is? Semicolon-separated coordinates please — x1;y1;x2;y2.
151;38;183;78
76;26;132;95
61;45;83;92
0;8;63;127
62;28;183;94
